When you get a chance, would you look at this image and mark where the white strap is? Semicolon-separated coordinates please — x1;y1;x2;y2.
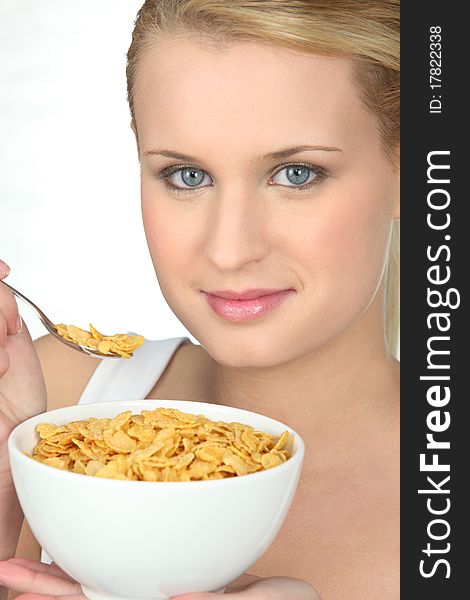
78;336;190;405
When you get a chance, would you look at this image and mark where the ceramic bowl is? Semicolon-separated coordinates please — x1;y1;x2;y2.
8;399;304;600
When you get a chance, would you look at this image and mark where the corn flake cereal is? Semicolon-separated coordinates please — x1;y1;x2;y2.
27;407;292;482
55;323;144;358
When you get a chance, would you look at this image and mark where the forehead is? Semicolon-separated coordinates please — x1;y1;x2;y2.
133;37;378;155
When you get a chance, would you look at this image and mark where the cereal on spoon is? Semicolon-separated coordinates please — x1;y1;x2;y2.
55;323;144;358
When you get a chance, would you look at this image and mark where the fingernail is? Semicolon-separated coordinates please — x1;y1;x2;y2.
16;316;23;334
0;259;11;276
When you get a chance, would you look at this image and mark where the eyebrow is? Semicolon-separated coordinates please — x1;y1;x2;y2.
143;144;343;162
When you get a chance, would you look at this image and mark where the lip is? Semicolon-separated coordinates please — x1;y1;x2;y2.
201;288;296;322
206;288;291;301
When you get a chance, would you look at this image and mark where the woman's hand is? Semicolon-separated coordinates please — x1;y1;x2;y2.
0;260;47;477
0;558;321;600
0;558;84;600
172;572;321;599
0;261;48;568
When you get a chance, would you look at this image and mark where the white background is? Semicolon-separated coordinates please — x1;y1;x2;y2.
0;0;196;343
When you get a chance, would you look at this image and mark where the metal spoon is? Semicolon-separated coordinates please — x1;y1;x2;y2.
1;280;121;358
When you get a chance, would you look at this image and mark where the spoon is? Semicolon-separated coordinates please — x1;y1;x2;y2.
1;280;121;359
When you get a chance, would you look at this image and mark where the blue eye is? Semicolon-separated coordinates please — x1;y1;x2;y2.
162;166;212;190
157;162;326;195
270;164;322;189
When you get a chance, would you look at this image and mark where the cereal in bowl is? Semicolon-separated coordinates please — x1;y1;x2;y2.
27;407;291;482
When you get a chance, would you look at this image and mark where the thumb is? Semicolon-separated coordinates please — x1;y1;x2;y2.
171;576;320;600
170;573;261;599
170;593;221;600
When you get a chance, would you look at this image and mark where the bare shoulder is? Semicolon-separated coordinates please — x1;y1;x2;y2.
148;340;214;402
34;334;102;410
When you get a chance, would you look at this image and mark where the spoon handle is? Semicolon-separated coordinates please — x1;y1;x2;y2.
0;280;56;329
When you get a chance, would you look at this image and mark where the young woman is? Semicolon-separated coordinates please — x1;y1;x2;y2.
0;1;400;599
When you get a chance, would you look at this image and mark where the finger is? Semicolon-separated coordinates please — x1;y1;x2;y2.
234;577;321;599
171;576;321;600
170;574;260;599
5;559;77;582
0;259;11;278
0;310;7;349
0;277;22;336
225;574;262;592
0;560;82;596
170;593;220;599
16;594;86;600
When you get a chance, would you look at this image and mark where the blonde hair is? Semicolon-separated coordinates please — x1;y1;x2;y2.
127;0;400;356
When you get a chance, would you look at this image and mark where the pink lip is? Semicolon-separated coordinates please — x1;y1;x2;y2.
202;289;296;322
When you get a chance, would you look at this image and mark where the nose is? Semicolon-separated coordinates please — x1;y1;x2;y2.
203;186;269;271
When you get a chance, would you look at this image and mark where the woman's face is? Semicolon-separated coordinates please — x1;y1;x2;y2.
133;38;399;367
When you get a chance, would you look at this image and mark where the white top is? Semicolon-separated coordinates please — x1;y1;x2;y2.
40;336;190;564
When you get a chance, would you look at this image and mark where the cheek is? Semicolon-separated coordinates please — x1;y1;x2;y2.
141;192;198;276
284;179;394;305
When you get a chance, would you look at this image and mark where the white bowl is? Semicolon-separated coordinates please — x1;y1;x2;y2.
8;399;304;600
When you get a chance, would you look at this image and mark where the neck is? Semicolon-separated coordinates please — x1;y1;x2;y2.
205;292;399;457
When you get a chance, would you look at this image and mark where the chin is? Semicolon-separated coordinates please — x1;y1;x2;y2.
193;327;301;369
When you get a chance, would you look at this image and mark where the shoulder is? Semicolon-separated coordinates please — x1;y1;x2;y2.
148;339;214;402
34;334;101;410
34;335;214;409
